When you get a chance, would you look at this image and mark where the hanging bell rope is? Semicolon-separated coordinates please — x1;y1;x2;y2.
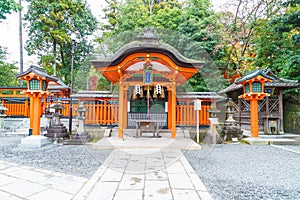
140;86;144;98
160;86;165;99
132;87;137;100
146;86;150;99
153;88;157;99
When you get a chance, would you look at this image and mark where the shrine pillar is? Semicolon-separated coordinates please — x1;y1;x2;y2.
171;81;176;138
32;95;42;135
118;81;124;139
250;99;259;137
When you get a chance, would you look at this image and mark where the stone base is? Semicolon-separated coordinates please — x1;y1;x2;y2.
45;125;69;139
63;133;91;145
19;136;50;149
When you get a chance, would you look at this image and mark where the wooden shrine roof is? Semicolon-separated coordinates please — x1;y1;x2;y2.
91;29;204;85
219;68;300;94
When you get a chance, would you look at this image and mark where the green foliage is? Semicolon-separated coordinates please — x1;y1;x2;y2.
98;0;225;92
0;47;19;86
253;0;300;83
0;0;20;20
24;0;97;84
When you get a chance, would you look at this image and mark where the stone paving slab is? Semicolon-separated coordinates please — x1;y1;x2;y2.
0;139;211;200
73;148;212;200
0;160;87;200
242;137;298;145
93;136;201;150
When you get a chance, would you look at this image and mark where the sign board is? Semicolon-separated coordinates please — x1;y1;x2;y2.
143;69;153;84
194;99;202;110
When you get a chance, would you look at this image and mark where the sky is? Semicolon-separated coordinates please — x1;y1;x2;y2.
0;0;224;71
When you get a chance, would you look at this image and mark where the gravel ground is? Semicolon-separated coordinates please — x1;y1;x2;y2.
0;136;111;179
184;144;300;200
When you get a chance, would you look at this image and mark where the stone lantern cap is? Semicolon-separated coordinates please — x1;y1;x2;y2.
223;98;236;107
50;100;65;113
207;103;220;114
76;102;88;112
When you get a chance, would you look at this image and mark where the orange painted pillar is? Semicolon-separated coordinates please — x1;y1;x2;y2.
171;82;176;138
168;90;172;130
250;99;259;137
123;88;127;129
103;99;107;124
32;97;42;135
118;81;124;139
30;97;34;129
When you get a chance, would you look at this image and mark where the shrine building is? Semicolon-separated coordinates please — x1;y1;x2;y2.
89;30;220;139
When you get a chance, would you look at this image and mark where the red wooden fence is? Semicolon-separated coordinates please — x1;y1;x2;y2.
2;101;210;126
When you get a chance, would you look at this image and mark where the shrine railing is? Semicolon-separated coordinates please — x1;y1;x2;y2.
2;100;211;126
176;104;210;126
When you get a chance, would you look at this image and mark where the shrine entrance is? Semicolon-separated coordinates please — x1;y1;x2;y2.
91;29;204;139
127;84;168;128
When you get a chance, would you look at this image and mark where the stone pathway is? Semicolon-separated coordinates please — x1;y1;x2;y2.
0;160;87;200
73;149;212;200
0;148;212;200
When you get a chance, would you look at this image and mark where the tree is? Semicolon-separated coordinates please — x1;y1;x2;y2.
253;0;300;82
24;0;97;84
0;0;20;20
98;0;225;92
0;47;19;86
217;0;282;75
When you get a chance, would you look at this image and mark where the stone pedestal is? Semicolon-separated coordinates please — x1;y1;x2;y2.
64;102;90;145
45;113;68;142
64;133;91;145
208;118;219;144
18;136;50;149
222;121;243;141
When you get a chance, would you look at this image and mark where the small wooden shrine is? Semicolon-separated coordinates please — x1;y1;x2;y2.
219;67;300;135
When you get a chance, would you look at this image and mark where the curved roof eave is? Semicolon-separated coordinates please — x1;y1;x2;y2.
91;41;205;69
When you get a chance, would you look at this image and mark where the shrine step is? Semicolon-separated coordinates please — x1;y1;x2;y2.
122;129;184;138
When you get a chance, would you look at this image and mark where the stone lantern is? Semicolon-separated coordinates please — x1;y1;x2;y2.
224;98;236;122
45;100;68;142
207;103;220;144
76;102;88;135
51;100;64;126
235;69;273;137
0;100;8;130
222;98;243;141
16;66;58;148
64;102;90;145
